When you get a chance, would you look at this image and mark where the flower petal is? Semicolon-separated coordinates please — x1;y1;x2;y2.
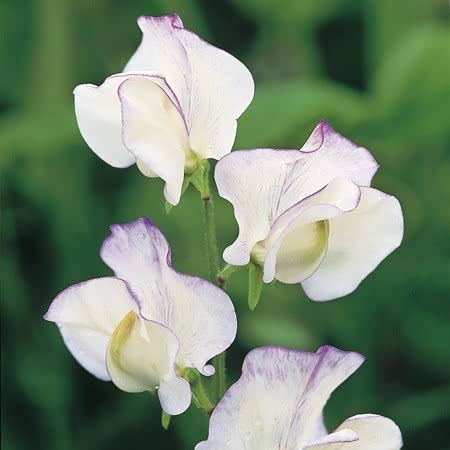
216;122;377;267
307;414;403;450
125;14;254;159
262;178;361;283
105;311;191;415
216;149;301;266
305;429;359;448
196;345;364;450
74;72;180;170
44;277;138;380
74;78;135;168
300;120;379;188
100;218;237;376
118;76;189;205
124;15;190;107
302;187;404;301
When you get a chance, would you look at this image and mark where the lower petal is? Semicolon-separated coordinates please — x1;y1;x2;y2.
307;414;403;449
106;312;190;415
302;187;403;301
158;372;192;416
262;178;361;283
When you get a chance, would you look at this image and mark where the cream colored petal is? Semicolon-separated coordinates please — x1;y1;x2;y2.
307;414;402;450
262;178;360;283
106;311;191;415
302;187;403;301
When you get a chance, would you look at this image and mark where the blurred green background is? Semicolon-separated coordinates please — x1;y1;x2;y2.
1;0;450;449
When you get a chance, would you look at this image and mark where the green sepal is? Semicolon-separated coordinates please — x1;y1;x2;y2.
165;201;173;214
161;411;171;430
165;162;209;214
182;367;201;384
189;161;208;196
248;263;264;310
191;392;202;409
181;368;214;413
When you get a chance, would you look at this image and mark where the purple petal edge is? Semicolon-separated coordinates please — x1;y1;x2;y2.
43;276;139;322
137;13;184;31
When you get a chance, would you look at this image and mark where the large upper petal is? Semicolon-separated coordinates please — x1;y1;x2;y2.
307;414;403;450
125;14;255;159
44;277;138;380
100;218;237;376
196;346;365;450
216;120;378;266
106;311;191;415
73;72;180;170
302;187;404;301
118;76;190;205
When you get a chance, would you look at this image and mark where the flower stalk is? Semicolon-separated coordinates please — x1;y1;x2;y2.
201;162;227;402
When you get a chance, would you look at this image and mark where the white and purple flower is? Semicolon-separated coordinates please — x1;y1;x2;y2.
74;14;254;205
215;120;404;301
44;218;237;415
196;346;403;450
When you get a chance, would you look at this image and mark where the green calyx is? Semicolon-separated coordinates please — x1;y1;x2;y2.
165;159;210;214
182;368;214;414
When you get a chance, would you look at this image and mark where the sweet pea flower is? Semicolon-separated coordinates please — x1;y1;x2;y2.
215;120;404;301
44;218;237;415
196;346;403;450
74;14;254;205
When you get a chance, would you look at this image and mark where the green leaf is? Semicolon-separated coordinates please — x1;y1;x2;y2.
161;411;171;430
248;264;264;310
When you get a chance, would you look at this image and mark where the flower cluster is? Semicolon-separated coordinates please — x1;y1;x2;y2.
46;13;404;449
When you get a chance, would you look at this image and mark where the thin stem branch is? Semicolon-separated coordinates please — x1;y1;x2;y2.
217;264;240;288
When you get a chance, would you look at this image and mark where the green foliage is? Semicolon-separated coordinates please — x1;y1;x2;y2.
1;1;449;449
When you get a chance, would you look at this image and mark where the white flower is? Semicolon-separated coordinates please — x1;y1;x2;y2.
73;14;254;205
196;346;403;450
215;120;404;301
44;218;237;415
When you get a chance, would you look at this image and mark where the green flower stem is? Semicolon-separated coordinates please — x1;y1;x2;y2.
201;162;227;402
217;264;241;288
201;163;220;285
184;369;215;414
192;377;215;415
